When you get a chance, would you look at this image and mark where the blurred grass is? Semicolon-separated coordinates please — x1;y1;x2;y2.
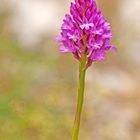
0;17;73;139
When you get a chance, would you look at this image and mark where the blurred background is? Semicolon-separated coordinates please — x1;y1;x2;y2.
0;0;140;140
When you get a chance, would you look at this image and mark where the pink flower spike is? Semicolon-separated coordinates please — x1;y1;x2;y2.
56;0;116;67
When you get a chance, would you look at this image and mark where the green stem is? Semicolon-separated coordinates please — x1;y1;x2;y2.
72;55;87;140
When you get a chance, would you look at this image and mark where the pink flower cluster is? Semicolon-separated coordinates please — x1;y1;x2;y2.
56;0;116;67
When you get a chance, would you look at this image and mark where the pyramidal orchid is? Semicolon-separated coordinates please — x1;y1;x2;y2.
56;0;116;140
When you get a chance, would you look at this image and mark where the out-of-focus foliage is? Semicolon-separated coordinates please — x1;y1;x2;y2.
0;0;140;140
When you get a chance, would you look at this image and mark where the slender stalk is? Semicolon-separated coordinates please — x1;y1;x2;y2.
72;54;87;140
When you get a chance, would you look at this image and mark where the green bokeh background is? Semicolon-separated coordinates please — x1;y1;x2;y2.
0;0;140;140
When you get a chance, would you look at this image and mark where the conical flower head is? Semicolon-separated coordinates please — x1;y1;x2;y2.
56;0;116;67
